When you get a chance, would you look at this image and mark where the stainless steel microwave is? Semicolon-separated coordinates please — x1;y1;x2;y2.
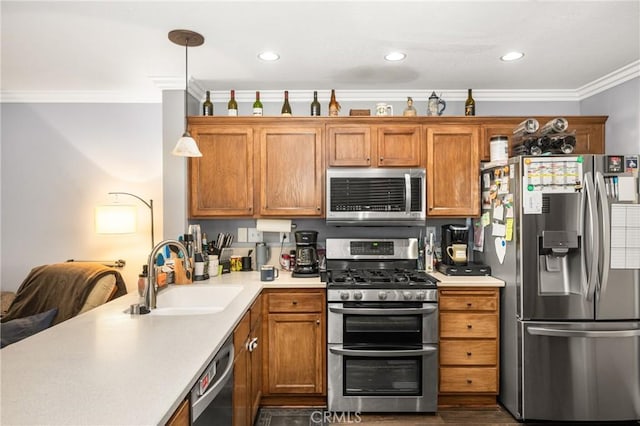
326;168;426;226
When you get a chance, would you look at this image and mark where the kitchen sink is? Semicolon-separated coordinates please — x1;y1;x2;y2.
127;284;244;316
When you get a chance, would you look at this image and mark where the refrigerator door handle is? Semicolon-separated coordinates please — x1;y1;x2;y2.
528;326;640;338
594;171;611;298
582;172;599;301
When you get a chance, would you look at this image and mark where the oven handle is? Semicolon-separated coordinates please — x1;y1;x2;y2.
329;345;437;357
329;306;437;316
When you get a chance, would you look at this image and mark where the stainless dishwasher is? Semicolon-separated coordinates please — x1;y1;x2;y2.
191;336;234;426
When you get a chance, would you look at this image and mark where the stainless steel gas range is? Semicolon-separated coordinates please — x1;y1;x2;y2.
325;238;439;413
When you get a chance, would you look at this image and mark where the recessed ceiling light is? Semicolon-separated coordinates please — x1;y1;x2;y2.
501;51;525;62
385;52;406;62
258;51;280;61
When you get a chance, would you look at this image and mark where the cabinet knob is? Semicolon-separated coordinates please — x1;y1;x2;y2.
466;352;472;357
380;157;384;162
466;379;473;384
366;158;370;162
316;319;320;325
467;324;473;329
466;302;473;307
292;300;298;305
316;207;321;211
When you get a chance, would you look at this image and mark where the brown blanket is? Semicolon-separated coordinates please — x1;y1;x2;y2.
1;263;127;325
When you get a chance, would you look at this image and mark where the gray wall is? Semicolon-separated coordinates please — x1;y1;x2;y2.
580;77;640;154
1;103;162;292
2;79;638;292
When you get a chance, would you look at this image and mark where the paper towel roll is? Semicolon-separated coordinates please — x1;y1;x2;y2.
256;219;292;233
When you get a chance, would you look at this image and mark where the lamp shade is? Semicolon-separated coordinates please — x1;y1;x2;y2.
172;134;203;157
95;205;137;234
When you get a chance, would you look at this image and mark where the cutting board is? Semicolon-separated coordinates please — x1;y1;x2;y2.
172;253;192;285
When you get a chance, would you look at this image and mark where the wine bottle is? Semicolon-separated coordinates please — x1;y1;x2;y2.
281;90;292;116
202;90;213;116
464;89;475;116
310;91;321;116
329;89;340;117
227;90;238;116
253;91;263;116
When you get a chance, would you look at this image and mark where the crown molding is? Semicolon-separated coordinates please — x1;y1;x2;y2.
576;60;640;100
2;63;638;103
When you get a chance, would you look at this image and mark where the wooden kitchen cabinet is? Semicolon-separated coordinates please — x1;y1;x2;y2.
262;289;326;406
233;295;262;426
479;116;607;161
327;125;373;166
165;397;190;426
187;116;606;219
327;124;422;167
258;127;324;216
189;124;255;217
438;287;500;407
426;125;481;217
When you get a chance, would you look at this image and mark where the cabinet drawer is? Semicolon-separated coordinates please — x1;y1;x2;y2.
440;340;497;365
440;313;497;338
268;293;324;313
440;367;498;393
439;292;498;312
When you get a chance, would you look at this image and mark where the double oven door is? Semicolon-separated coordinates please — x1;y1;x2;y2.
327;301;438;412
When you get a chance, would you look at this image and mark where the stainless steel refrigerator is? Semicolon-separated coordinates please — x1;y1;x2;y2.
477;154;640;422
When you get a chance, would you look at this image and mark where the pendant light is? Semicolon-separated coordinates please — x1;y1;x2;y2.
169;29;205;157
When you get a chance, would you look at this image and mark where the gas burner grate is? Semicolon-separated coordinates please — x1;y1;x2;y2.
327;268;437;288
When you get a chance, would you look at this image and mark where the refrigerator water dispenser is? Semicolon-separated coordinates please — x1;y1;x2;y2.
538;230;579;295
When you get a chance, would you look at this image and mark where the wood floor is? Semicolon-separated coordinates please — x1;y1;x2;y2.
255;407;640;426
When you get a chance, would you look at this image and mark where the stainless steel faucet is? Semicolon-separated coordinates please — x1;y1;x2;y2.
144;239;191;310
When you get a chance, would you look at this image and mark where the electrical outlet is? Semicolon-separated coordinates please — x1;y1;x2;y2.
426;226;436;238
237;228;248;243
279;232;290;243
248;228;263;242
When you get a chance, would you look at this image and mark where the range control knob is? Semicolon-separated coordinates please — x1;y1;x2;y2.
353;290;363;301
403;291;413;301
415;291;426;300
340;291;350;301
378;291;388;300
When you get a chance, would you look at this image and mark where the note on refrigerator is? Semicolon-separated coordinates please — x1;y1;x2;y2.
617;176;638;202
523;186;543;214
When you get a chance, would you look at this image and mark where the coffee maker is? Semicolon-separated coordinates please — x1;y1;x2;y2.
438;224;491;276
440;224;469;266
292;230;319;278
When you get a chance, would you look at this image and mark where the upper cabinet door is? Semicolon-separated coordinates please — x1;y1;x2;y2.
571;122;605;154
376;125;423;167
327;126;373;166
480;125;514;162
258;127;324;216
189;125;254;217
426;125;480;217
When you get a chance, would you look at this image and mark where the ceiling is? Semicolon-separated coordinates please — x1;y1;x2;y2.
2;1;639;103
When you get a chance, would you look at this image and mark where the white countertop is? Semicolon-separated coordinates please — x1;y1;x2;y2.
430;271;505;287
0;271;323;426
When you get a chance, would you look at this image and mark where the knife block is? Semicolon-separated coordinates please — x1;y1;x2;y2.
172;254;192;284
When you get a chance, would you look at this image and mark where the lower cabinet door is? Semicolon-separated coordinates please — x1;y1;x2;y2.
267;313;324;394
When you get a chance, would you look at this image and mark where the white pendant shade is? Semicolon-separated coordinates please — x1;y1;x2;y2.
172;135;203;157
95;205;137;234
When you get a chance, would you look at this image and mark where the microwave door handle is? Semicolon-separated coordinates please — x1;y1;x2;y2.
329;306;437;315
191;343;234;422
404;173;411;214
595;171;611;298
330;345;437;357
